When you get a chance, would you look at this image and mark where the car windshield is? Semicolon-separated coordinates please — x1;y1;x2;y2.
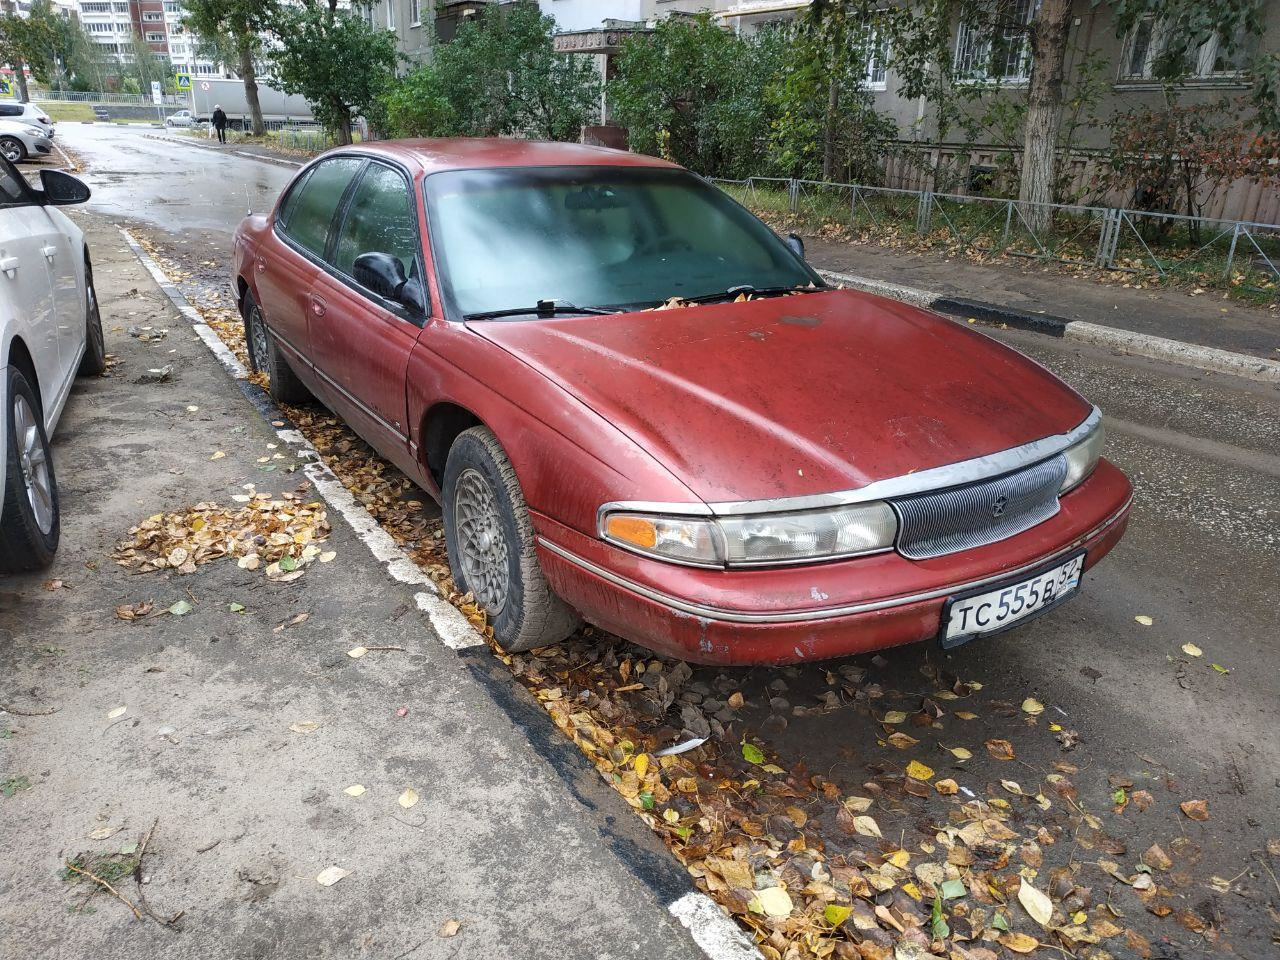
423;166;818;319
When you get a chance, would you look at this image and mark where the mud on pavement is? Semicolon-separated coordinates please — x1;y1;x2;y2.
0;216;714;960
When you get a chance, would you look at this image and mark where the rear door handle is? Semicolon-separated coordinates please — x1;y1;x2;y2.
0;256;17;278
310;295;327;317
41;245;57;261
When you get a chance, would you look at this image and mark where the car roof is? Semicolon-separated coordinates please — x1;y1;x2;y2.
338;138;683;176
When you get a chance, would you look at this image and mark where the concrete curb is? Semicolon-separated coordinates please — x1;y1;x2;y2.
118;227;761;960
143;132;304;169
818;268;1280;384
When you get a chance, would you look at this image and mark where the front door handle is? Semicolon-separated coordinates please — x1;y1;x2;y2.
310;294;327;318
41;245;57;261
256;256;266;272
0;256;17;278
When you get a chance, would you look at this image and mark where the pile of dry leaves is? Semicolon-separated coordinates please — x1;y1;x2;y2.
113;493;331;583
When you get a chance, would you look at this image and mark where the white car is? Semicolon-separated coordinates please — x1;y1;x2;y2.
0;119;54;164
164;109;195;128
0;156;103;572
0;101;54;138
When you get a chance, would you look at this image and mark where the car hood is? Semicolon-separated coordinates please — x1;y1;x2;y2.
470;290;1092;505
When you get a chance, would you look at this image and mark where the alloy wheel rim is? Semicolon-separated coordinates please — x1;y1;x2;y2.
0;141;19;163
248;306;269;369
453;468;510;614
13;395;54;534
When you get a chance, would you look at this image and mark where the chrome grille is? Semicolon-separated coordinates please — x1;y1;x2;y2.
892;455;1067;560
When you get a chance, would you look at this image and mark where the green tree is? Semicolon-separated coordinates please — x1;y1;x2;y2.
609;14;784;178
269;0;398;145
811;0;1270;229
184;0;278;136
1;0;60;101
121;32;172;94
384;1;599;141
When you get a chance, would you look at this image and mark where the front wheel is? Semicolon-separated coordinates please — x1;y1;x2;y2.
0;367;59;572
0;137;25;164
443;426;579;652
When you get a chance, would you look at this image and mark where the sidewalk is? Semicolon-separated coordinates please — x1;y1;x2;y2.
805;237;1280;364
0;217;726;960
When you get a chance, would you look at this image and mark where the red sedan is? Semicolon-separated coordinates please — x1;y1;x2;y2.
232;139;1132;665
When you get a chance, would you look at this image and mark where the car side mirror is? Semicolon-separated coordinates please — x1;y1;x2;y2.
785;232;805;261
353;251;408;302
39;169;91;206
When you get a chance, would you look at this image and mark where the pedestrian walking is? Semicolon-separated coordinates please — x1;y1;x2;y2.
212;105;228;144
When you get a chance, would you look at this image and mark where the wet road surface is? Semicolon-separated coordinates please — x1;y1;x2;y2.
55;122;1280;956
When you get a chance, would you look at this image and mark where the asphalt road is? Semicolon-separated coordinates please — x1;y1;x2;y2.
39;124;1280;955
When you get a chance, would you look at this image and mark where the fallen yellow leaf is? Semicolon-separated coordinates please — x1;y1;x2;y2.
906;760;935;781
398;787;420;809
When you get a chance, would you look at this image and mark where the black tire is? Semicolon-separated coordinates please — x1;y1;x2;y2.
77;258;107;376
443;426;579;652
0;366;59;572
243;290;310;405
0;136;25;164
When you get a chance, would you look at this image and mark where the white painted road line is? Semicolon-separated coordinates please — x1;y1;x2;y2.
668;893;762;960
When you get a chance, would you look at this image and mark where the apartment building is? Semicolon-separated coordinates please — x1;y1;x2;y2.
75;0;225;75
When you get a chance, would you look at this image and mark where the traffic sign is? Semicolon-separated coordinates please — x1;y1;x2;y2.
200;81;211;91
174;72;191;92
151;80;162;105
0;78;12;97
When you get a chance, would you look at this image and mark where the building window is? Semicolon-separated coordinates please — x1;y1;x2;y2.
146;31;165;42
410;0;421;26
864;27;888;89
387;2;395;30
1119;15;1251;81
954;0;1034;83
143;11;162;21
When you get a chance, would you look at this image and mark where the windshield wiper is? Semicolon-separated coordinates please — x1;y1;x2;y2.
675;283;824;306
464;300;612;321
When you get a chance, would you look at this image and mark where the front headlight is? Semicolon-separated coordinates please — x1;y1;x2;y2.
1060;421;1105;493
601;501;897;568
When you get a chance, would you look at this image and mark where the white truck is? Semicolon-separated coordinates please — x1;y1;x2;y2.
184;78;314;129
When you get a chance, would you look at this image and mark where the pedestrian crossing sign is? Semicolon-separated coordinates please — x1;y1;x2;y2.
174;72;192;92
0;78;12;97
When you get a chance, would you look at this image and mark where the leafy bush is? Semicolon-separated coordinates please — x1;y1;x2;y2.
383;1;598;141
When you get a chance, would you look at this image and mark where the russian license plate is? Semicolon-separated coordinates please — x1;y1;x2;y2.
940;552;1085;648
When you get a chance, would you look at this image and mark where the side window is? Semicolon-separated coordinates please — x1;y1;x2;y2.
0;105;21;118
276;167;314;229
278;157;364;258
331;163;420;283
0;157;30;208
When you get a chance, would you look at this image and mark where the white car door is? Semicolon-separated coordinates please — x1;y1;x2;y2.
43;205;85;376
0;161;62;416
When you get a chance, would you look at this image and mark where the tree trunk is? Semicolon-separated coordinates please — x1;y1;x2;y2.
1017;0;1072;235
237;41;265;137
331;96;352;145
822;70;839;182
14;58;29;102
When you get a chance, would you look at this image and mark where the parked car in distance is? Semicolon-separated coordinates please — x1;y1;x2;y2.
0;119;53;164
164;110;196;128
232;139;1133;665
0;157;105;572
0;101;54;138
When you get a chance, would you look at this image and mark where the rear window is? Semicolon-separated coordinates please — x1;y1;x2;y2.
0;105;22;117
278;157;364;257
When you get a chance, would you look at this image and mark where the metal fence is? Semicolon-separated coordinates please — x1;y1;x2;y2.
36;90;188;106
710;176;1280;297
